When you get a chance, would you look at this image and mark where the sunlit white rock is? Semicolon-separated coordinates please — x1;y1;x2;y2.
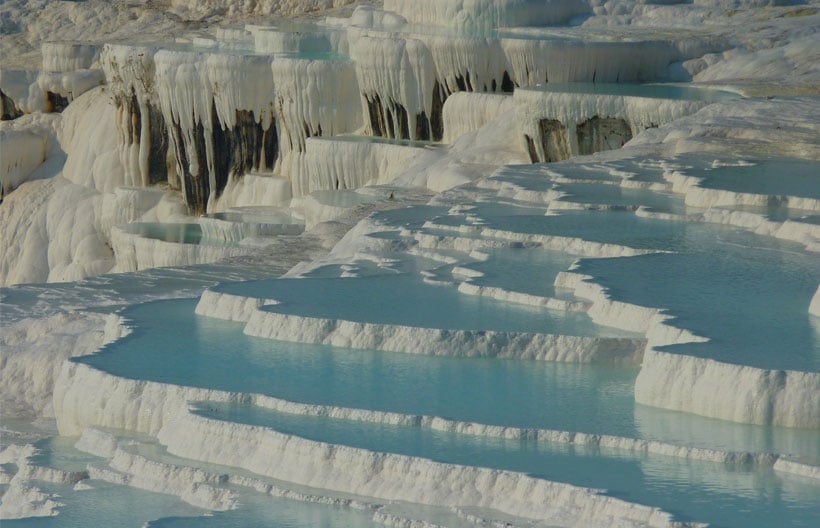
157;410;695;528
110;225;257;273
635;349;820;429
442;92;514;143
0;312;126;417
382;0;591;33
242;309;644;363
0;130;48;197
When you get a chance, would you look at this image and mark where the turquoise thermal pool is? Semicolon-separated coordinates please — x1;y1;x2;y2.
194;401;820;528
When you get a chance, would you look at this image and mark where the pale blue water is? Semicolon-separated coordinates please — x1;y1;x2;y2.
490;164;569;190
310;189;381;207
554;182;685;213
7;150;820;528
691;158;820;200
77;298;640;436
196;402;820;528
209;274;616;336
460;247;578;298
147;497;379;528
28;436;101;473
423;198;820;372
121;223;204;245
462;199;549;218
3;435;380;528
76;298;820;459
205;210;303;225
575;245;820;372
722;204;820;223
370;205;449;230
0;261;277;325
432;208;689;250
122;222;263;246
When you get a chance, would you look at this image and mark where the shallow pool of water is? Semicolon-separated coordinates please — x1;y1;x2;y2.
197;402;820;528
213;273;615;336
697;158;820;200
121;223;204;245
459;247;578;298
555;182;684;213
76;298;820;458
575;239;820;372
78;298;640;436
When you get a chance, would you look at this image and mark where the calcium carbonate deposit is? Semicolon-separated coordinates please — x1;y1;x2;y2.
1;0;819;527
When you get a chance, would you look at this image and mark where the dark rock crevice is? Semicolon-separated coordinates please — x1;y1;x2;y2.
524;134;538;163
170;101;278;212
114;90;170;186
500;71;515;93
538;119;571;162
525;119;571;163
46;91;69;113
1;89;23;120
147;104;170;185
576;116;633;156
363;81;445;142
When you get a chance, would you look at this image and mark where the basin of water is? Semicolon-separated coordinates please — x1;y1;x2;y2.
120;223;206;245
77;298;819;458
695;157;820;201
212;273;619;336
196;401;820;528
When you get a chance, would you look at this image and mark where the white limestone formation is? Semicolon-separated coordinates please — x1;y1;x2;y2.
3;1;820;524
298;137;427;195
0;311;126;418
635;349;820;429
350;34;438;141
0;129;48;198
157;410;699;528
442;92;514;143
110;225;258;273
514;88;710;162
810;285;820;317
382;0;591;33
240;308;644;363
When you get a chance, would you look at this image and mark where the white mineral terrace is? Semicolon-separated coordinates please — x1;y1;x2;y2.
1;0;820;527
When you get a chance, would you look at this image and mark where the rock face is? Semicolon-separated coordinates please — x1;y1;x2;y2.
576;116;633;155
170;105;277;214
525;118;571;162
1;90;23;120
101;46;279;212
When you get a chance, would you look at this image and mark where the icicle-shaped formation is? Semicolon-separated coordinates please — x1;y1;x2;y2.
421;34;511;96
41;42;100;72
154;50;276;212
101;44;169;189
272;58;361;153
272;58;362;195
513;88;710;162
350;34;439;141
501;37;679;86
342;8;684;143
22;43;105;114
301;137;424;194
382;0;590;34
